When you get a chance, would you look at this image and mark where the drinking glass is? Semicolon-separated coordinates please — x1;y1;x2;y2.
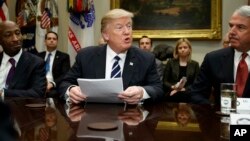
220;117;230;139
220;83;237;115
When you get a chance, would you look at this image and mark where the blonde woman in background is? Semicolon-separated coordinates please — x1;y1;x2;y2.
163;38;199;102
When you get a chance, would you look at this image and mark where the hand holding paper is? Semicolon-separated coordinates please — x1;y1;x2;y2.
175;77;187;89
170;77;187;96
118;86;144;105
68;86;87;104
77;78;124;103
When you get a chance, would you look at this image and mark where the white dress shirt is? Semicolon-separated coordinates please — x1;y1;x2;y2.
105;45;126;79
66;46;150;103
105;45;149;100
0;49;22;89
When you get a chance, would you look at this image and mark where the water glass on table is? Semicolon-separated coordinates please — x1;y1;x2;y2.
220;116;230;139
220;83;237;115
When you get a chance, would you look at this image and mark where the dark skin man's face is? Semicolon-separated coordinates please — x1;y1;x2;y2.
0;21;23;57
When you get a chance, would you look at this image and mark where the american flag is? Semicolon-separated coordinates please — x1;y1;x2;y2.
16;10;27;27
40;8;51;29
0;0;8;22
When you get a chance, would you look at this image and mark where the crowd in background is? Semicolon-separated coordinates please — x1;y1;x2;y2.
1;5;250;105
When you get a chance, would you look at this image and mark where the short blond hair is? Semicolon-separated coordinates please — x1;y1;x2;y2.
101;9;134;32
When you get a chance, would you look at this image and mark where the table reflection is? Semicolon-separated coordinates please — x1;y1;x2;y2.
2;98;231;141
0;101;19;141
173;103;196;127
220;117;230;140
118;105;144;126
5;98;74;141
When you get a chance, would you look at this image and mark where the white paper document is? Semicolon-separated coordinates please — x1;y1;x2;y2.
77;78;124;103
230;113;250;125
236;98;250;114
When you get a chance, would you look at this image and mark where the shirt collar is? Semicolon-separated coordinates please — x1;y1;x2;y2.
234;49;250;60
2;49;22;66
47;50;57;57
106;45;127;62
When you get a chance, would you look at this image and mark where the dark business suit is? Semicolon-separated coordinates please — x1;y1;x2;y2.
163;58;200;91
59;46;164;103
190;47;250;105
155;58;163;80
0;51;46;97
163;58;199;102
38;50;70;97
123;103;164;141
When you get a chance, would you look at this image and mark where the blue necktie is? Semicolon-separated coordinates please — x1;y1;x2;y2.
6;58;16;87
111;56;121;78
45;53;52;74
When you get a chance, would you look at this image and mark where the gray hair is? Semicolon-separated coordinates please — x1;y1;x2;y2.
101;9;134;32
234;5;250;17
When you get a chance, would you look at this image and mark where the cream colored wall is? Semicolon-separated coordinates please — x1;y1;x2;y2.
6;0;248;64
191;0;248;64
133;0;247;64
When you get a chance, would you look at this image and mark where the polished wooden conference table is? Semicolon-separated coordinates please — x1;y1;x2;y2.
1;97;229;141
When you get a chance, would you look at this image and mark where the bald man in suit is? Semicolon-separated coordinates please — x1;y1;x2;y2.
0;21;46;97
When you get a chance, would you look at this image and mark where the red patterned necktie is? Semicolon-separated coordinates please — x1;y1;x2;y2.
236;53;248;97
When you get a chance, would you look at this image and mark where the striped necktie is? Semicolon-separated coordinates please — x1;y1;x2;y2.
111;56;121;78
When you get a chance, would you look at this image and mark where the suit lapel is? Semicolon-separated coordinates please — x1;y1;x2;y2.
243;72;250;97
95;46;106;78
9;52;28;88
172;59;179;79
41;52;46;59
122;48;136;89
186;61;193;78
52;51;60;71
220;48;234;82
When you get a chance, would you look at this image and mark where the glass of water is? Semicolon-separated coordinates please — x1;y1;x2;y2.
220;83;237;115
220;116;230;139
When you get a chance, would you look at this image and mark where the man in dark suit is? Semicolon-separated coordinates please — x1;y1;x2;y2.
59;9;164;104
0;21;46;97
38;31;70;98
138;35;163;80
190;5;250;105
